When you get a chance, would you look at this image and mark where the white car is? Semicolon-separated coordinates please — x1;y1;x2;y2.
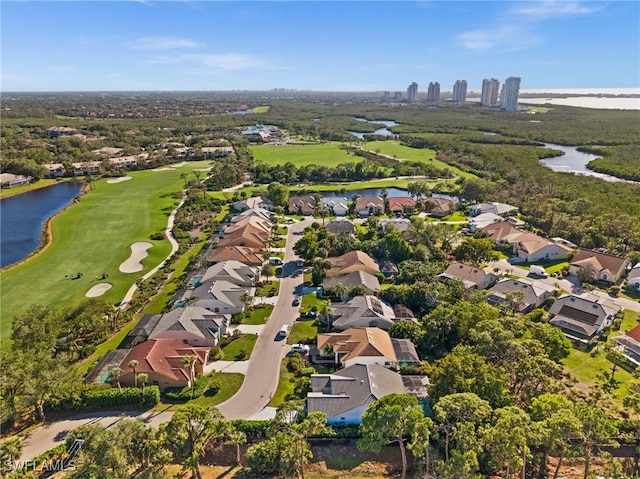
291;344;310;354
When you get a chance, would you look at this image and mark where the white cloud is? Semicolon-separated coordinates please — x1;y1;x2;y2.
511;1;605;20
457;26;539;52
125;36;200;50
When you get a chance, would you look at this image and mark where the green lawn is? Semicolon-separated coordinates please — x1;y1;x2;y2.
516;260;569;275
0;178;68;199
301;292;328;311
563;347;632;403
255;281;280;298
269;359;294;407
241;304;273;324
365;140;477;179
287;321;318;345
222;333;258;360
1;161;212;343
191;372;245;407
250;142;359;168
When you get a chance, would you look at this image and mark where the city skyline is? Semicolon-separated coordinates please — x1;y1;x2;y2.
2;1;639;92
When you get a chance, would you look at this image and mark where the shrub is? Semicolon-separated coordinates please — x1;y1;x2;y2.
247;440;280;475
209;345;223;361
82;386;159;408
231;419;270;437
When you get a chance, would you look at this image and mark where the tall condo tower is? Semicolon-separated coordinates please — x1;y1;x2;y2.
406;82;418;102
427;82;440;101
452;80;468;102
500;76;521;112
481;78;500;106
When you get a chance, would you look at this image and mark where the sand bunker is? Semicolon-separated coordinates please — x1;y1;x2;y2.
193;167;212;172
152;167;175;172
119;242;153;273
86;283;112;297
106;176;132;184
170;161;188;168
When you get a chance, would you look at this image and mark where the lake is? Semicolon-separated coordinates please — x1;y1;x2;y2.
349;118;400;139
321;186;407;200
0;182;83;268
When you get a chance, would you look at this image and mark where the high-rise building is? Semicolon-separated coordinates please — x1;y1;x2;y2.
500;76;521;112
481;78;500;106
406;82;418;102
452;80;468;102
427;82;440;101
394;91;403;101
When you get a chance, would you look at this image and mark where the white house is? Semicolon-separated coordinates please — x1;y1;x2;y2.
628;263;640;290
191;280;254;315
321;197;349;216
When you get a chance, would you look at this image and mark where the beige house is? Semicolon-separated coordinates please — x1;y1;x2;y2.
569;248;630;283
326;250;380;278
438;262;500;290
206;246;264;266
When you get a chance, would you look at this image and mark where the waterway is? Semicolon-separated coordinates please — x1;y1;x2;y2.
0;182;83;268
539;143;637;183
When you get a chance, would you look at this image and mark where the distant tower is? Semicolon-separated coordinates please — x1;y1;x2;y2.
394;91;403;101
406;82;418;102
500;76;521;112
481;78;500;106
427;82;440;101
452;80;468;102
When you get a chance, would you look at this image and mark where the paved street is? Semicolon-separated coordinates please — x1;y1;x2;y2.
217;218;313;419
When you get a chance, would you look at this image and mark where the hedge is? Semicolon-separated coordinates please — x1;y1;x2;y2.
82;386;159;408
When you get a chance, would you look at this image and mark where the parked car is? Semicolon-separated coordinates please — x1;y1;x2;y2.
291;344;310;355
296;259;304;267
277;324;291;340
300;311;318;319
292;296;301;306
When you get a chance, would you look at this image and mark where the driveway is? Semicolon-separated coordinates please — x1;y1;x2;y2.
20;410;174;461
217;218;314;419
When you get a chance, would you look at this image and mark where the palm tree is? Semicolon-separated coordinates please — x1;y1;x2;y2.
128;360;139;387
181;355;197;399
319;303;334;327
137;373;148;397
333;282;348;302
108;367;123;391
261;263;274;283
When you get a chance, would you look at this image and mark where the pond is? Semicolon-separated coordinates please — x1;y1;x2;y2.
349;118;400;139
0;181;84;268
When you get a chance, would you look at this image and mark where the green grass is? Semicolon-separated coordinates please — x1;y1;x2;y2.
222;333;258;360
255;281;280;298
250;106;270;114
269;359;294;407
563;347;632;403
0;178;68;199
516;260;569;275
365;140;477;179
287;321;318;345
250;142;359;168
301;292;328;311
1;161;212;343
241;304;273;324
155;372;244;410
439;211;468;222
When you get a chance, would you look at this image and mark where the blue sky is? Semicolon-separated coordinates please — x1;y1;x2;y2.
2;1;639;92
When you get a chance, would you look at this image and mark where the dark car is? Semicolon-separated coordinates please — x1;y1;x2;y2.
292;296;301;306
300;311;318;319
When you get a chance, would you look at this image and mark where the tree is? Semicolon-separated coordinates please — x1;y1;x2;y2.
481;406;535;479
388;319;423;344
358;394;425;479
261;263;274;283
0;436;23;468
453;237;499;265
433;392;492;462
529;323;571;363
311;257;331;286
166;405;226;479
575;404;618;479
267;181;289;207
108;367;124;391
128;360;139;387
137;373;148;396
181;355;197;399
407;417;435;478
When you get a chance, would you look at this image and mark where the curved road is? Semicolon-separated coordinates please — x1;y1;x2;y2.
217;218;312;419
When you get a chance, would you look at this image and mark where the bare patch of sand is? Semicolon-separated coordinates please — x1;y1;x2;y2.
152;167;175;172
170;161;188;168
193;167;212;171
106;176;132;184
86;283;112;297
119;242;153;273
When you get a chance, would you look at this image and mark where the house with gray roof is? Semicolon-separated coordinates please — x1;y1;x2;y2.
147;306;229;346
190;280;254;315
229;207;273;224
323;271;381;297
549;293;621;343
200;260;259;287
330;295;414;331
307;363;427;424
321;197;349;217
628;263;640;290
488;278;555;312
438;262;500;290
379;218;412;233
325;219;356;236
